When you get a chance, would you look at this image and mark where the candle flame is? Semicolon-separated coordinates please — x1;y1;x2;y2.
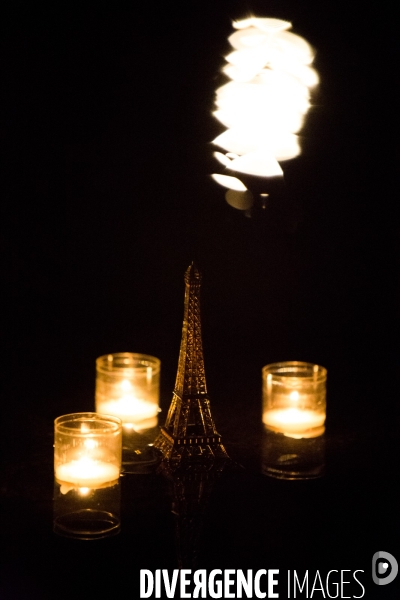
121;379;132;392
84;438;97;450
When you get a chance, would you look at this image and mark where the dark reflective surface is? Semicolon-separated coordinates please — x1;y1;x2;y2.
2;397;398;597
261;430;325;480
53;482;121;540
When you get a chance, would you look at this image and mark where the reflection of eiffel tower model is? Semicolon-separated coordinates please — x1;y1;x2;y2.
171;469;219;568
154;263;229;469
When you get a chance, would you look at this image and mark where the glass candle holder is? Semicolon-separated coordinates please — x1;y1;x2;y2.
262;362;327;439
95;353;160;431
54;413;122;491
96;353;161;472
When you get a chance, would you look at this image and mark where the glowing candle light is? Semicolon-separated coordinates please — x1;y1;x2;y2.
56;458;120;489
263;407;326;438
54;413;122;491
98;384;159;430
262;362;327;439
95;353;160;431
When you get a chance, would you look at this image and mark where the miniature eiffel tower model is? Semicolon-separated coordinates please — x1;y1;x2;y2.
154;263;228;469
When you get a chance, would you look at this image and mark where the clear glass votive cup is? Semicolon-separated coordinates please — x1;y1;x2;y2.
95;353;160;432
54;412;122;490
262;362;327;439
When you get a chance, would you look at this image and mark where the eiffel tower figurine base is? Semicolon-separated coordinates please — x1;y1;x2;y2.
155;426;229;472
153;263;229;472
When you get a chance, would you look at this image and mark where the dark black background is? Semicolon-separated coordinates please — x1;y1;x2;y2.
2;1;399;598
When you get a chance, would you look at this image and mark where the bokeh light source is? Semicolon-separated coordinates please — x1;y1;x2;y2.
211;17;319;199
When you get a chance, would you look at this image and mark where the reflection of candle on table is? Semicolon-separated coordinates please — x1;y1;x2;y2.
55;457;120;488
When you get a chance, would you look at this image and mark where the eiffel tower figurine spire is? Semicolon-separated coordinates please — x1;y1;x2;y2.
154;263;228;469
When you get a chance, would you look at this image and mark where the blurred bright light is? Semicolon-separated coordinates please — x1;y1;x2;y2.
213;128;301;159
229;152;283;177
232;18;291;33
213;151;232;167
211;174;248;191
212;16;319;189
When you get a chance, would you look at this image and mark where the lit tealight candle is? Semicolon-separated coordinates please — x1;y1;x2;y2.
262;362;327;438
95;353;160;431
54;413;122;491
56;457;120;488
263;407;325;438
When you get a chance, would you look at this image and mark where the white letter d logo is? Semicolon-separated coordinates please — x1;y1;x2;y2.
372;551;398;586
